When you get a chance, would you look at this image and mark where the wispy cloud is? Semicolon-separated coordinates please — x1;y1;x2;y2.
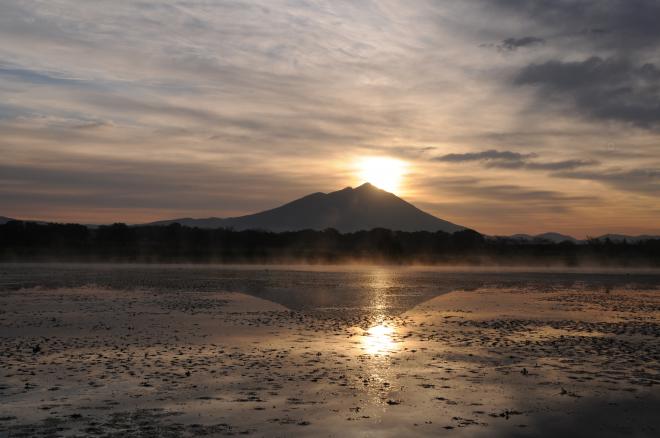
554;168;660;197
434;150;598;171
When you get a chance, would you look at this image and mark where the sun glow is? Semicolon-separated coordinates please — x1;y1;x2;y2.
362;324;398;355
357;157;407;193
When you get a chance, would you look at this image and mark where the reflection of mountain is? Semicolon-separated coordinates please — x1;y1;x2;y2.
3;265;659;324
146;182;465;233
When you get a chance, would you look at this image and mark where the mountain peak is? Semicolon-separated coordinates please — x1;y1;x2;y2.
146;184;466;233
330;182;382;196
336;182;377;193
354;182;381;192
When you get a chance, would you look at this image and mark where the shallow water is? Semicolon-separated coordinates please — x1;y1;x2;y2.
2;263;660;323
1;264;659;437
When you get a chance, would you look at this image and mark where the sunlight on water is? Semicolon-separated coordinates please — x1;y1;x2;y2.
362;324;398;355
360;270;401;355
367;269;393;312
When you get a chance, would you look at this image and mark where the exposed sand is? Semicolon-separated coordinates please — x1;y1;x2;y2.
1;284;659;437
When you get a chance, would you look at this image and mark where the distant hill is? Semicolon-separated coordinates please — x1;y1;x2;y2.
507;232;581;244
593;234;660;243
501;232;660;244
146;182;466;233
0;216;15;225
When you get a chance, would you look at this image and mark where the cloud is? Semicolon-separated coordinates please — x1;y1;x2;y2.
0;159;335;222
449;184;595;204
515;57;660;128
484;0;660;51
414;179;600;235
478;0;660;129
493;159;599;171
554;168;660;197
498;36;545;51
0;0;657;235
434;150;598;171
414;174;597;206
434;149;535;162
0;64;86;86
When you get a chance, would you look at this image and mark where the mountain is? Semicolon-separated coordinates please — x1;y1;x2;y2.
502;232;660;244
507;232;581;244
593;234;660;243
0;216;15;224
147;183;466;233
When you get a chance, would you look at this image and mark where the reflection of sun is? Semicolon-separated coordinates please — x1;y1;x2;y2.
362;324;398;355
357;157;407;193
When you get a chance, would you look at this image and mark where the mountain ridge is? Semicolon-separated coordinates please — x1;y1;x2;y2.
146;182;466;233
498;233;660;244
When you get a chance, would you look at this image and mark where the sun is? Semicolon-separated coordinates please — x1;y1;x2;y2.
357;157;407;193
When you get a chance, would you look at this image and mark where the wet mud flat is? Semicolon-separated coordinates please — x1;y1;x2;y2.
0;265;659;437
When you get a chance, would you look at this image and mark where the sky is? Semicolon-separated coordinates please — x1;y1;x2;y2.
1;0;659;237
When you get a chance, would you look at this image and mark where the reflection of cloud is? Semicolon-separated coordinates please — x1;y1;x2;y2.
479;392;660;438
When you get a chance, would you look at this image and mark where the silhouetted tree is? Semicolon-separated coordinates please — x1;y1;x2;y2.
0;221;658;266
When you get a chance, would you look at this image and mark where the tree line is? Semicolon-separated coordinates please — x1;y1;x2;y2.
1;221;659;266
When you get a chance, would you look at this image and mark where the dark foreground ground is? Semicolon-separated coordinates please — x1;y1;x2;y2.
1;264;659;437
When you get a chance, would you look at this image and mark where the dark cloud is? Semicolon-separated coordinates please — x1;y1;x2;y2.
498;36;545;51
485;0;660;50
592;148;653;160
434;149;535;162
481;0;660;129
525;159;598;171
435;150;598;171
491;159;599;171
515;57;660;128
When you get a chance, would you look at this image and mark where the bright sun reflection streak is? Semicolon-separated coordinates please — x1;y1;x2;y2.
362;324;398;355
357;157;406;193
